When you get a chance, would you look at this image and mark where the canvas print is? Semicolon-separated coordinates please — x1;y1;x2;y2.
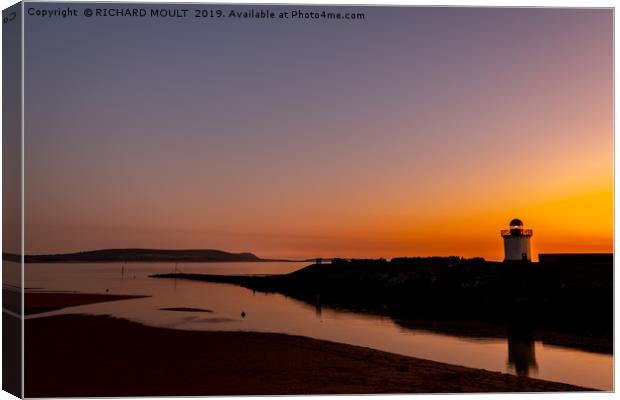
2;2;614;397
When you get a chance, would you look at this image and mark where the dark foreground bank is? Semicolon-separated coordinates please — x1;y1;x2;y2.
25;311;589;397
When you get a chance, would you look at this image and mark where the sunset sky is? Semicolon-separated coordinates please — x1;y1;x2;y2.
24;6;612;260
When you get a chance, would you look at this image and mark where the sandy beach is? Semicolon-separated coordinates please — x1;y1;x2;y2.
24;292;590;397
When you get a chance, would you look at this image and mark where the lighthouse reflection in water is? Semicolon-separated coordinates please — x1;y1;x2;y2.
507;325;538;376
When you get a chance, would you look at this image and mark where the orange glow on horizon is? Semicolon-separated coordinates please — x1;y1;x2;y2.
22;9;612;260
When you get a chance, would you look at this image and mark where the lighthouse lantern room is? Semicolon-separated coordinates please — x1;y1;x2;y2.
501;218;533;261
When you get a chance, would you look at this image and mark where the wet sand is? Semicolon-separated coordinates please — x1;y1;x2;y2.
25;292;148;315
24;293;591;396
159;307;213;312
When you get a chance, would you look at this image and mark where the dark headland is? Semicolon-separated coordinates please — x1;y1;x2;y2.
3;248;292;263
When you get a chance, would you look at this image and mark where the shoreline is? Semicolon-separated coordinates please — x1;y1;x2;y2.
4;248;303;263
23;292;592;396
24;292;149;315
151;258;612;354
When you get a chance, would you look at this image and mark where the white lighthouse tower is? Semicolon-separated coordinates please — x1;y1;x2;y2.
501;218;533;261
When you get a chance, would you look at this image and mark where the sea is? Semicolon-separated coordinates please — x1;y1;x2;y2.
13;261;613;391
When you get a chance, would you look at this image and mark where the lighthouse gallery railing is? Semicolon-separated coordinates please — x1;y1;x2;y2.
501;229;533;237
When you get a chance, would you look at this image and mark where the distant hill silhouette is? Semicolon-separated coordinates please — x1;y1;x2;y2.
5;248;264;263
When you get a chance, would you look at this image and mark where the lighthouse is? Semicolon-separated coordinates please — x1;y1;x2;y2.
501;219;533;261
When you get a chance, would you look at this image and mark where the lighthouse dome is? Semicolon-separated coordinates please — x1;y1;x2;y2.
509;218;523;227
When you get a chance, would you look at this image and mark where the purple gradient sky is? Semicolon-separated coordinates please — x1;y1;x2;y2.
24;6;612;259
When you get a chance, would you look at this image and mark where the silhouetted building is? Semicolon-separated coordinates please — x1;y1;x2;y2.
501;219;533;261
538;253;612;264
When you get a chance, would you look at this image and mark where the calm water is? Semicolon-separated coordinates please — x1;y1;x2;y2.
22;261;613;391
